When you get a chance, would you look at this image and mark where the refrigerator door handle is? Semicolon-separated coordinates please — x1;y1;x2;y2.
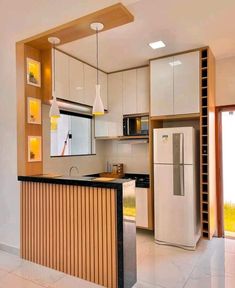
173;164;184;196
180;164;184;196
180;133;184;164
173;133;184;165
173;133;185;196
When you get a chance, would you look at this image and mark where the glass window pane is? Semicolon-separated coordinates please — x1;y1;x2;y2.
50;112;92;156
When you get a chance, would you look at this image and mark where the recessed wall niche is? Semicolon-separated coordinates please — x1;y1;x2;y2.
28;136;42;162
27;97;41;124
26;58;41;87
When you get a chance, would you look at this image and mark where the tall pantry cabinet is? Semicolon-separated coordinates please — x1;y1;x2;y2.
150;48;216;239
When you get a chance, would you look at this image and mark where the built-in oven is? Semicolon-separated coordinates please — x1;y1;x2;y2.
123;114;149;136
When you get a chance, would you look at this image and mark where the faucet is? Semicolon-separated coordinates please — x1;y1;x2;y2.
69;166;79;176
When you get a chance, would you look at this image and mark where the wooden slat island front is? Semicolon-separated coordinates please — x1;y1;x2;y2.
18;176;136;288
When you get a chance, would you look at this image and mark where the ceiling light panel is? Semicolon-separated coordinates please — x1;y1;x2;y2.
149;40;166;49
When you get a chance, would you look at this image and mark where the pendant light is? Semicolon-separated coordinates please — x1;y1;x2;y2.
48;37;61;118
90;22;105;116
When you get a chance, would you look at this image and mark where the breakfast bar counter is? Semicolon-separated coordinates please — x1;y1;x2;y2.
18;175;136;288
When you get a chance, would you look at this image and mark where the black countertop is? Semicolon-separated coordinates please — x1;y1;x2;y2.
87;173;150;188
18;174;133;189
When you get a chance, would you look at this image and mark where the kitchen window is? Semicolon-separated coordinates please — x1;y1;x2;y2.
50;111;94;157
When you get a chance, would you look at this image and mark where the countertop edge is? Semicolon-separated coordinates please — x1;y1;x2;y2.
18;175;131;189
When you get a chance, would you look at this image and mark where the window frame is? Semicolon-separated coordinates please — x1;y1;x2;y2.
50;110;95;157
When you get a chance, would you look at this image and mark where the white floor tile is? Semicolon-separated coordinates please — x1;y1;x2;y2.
0;250;22;272
184;275;235;288
133;280;165;287
0;273;43;288
0;233;234;288
49;274;102;288
12;260;65;287
0;270;8;280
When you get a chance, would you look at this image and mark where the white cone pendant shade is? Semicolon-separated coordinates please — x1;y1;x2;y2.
92;84;104;115
49;96;60;118
90;22;105;116
48;36;61;119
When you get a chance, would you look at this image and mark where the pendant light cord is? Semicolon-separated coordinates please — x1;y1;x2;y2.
96;27;99;85
53;44;56;97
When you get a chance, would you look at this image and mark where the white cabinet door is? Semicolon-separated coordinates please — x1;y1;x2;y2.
69;57;84;104
99;71;108;110
150;56;174;116
95;72;123;137
123;70;137;115
137;67;149;114
84;64;96;106
173;51;200;115
136;188;148;228
107;72;123;136
54;50;69;100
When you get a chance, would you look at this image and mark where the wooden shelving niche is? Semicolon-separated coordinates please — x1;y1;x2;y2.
200;48;213;238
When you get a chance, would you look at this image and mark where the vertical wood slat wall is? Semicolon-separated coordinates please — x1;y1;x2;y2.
21;182;117;288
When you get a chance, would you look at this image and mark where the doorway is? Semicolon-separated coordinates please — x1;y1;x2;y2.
217;106;235;238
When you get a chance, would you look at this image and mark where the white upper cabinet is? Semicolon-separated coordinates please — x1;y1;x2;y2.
54;50;108;108
84;63;96;107
123;69;137;115
69;57;84;103
173;51;200;115
99;71;108;110
137;67;150;114
150;51;200;117
54;50;69;100
150;56;174;117
95;72;123;137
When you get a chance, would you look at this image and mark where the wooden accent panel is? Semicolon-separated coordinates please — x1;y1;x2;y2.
41;49;52;104
16;44;43;176
21;4;134;50
21;182;117;288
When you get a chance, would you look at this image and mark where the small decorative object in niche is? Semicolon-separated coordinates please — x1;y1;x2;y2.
26;58;41;87
28;136;42;162
27;97;41;124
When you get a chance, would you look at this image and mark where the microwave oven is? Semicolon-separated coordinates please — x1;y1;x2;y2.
123;115;149;136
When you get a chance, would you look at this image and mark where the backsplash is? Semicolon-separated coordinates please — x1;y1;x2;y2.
103;140;149;174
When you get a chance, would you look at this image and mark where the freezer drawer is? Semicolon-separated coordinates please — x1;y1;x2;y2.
154;164;198;247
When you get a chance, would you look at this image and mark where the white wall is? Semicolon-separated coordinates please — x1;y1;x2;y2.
216;56;235;106
103;141;149;174
43;105;105;176
0;0;135;250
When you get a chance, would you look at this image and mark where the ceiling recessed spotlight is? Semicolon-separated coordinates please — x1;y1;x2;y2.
149;40;166;50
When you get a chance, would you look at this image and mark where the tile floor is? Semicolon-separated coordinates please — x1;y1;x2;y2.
0;231;234;288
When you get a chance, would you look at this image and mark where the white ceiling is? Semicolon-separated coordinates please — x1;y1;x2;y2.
59;0;235;72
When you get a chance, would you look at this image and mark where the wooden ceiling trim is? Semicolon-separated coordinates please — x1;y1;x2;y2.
20;3;134;50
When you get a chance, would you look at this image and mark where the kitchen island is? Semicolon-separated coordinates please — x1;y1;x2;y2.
18;175;136;288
